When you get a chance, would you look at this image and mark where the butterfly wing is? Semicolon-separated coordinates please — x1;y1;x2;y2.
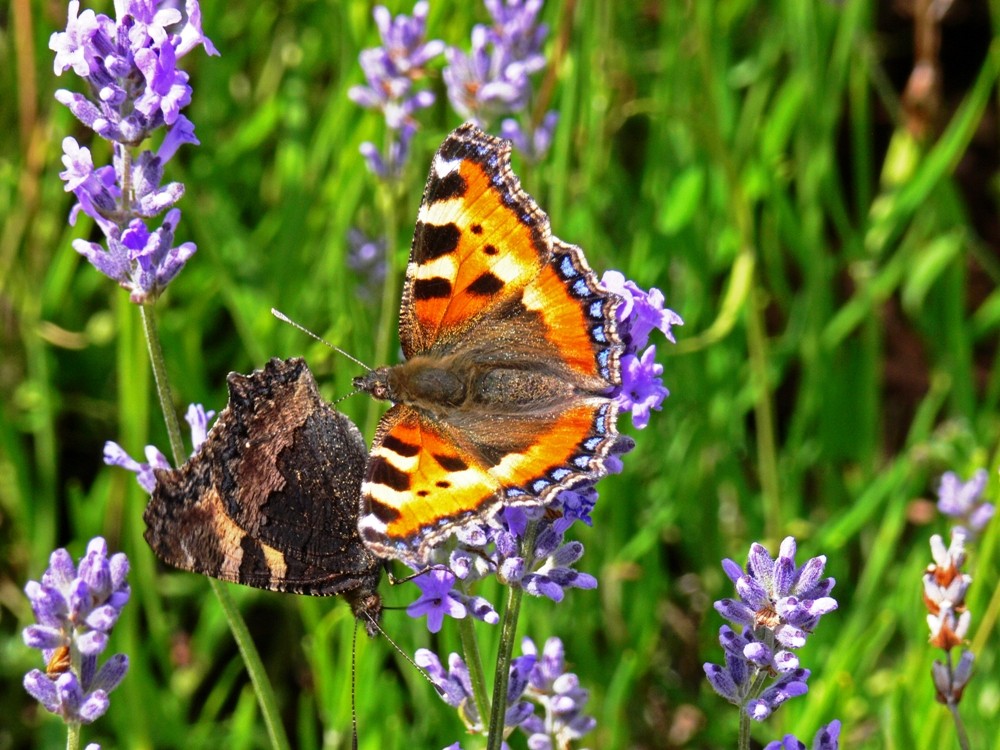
399;122;551;357
360;236;623;561
359;404;502;560
359;399;619;562
145;358;382;607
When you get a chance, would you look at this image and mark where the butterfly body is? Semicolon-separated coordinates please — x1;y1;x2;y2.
355;346;600;417
358;124;624;565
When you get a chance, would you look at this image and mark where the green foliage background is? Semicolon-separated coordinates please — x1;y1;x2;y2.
2;0;999;748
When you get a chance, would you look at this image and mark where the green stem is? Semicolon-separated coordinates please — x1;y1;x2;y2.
486;521;538;749
208;578;291;750
120;145;133;210
456;609;491;732
138;304;184;465
737;707;751;750
945;652;971;750
67;632;83;750
737;666;771;750
138;303;291;750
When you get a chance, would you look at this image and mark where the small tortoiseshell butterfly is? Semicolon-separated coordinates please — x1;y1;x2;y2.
355;123;623;565
144;357;383;634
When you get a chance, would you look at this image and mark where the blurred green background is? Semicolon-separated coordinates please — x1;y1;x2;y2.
2;0;999;748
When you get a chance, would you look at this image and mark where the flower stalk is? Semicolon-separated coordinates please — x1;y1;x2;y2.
486;520;537;750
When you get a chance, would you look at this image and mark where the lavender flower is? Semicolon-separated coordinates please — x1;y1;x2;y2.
932;649;974;706
403;485;605;632
22;538;130;726
601;271;683;351
346;227;388;285
406;569;468;633
716;537;838;648
104;402;214;492
764;720;841;750
346;225;390;300
518;637;597;749
501;524;598;603
443;0;558;161
924;527;976;708
618;346;667;430
936;469;995;535
349;3;443;180
416;648;534;735
358;121;418;180
73;208;197;303
601;271;683;429
51;0;217;142
52;0;216;303
444;0;544;123
443;25;527;123
500;110;559;164
704;538;837;722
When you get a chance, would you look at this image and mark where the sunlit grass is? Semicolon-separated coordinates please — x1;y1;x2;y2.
2;1;999;748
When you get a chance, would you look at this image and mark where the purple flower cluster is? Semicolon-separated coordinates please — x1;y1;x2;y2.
764;720;841;750
704;537;838;722
443;0;558;162
104;403;214;492
346;228;388;301
602;271;683;429
402;482;612;633
418;648;533;737
51;0;217;303
936;469;995;536
349;3;444;179
518;637;597;749
924;527;976;705
420;636;595;748
22;538;130;725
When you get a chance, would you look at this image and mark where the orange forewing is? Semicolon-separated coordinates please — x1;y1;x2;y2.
405;146;548;353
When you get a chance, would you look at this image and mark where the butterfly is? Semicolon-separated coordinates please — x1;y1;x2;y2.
355;123;623;565
144;357;383;635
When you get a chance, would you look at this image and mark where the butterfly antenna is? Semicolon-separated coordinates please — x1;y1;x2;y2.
271;308;372;372
357;612;446;697
351;622;360;750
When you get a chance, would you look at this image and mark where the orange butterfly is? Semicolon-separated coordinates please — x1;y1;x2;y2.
356;123;623;565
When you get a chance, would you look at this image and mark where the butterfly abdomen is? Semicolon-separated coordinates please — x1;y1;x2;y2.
470;367;583;411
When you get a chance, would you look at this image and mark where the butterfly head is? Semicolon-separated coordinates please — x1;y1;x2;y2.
353;367;395;401
345;588;383;638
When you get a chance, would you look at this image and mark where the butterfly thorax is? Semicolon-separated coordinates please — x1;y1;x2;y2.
355;364;466;407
